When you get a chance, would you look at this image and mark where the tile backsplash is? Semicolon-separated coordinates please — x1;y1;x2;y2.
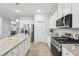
52;28;79;37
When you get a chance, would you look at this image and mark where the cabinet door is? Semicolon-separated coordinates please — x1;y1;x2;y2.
27;37;30;50
17;42;25;56
72;3;79;28
25;39;28;55
58;3;63;19
25;37;30;55
49;15;53;28
50;11;58;28
53;11;57;28
62;3;72;16
25;39;27;55
47;36;51;48
5;50;14;56
34;23;46;43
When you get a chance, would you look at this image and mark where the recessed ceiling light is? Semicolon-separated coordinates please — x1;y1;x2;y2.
11;21;16;24
16;19;19;22
37;9;40;13
14;9;20;13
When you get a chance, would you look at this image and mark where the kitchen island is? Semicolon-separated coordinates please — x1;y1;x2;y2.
0;34;30;56
62;44;79;56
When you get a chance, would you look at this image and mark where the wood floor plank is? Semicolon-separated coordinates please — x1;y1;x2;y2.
27;42;52;56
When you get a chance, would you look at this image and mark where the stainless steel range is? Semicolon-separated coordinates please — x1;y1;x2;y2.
51;37;78;56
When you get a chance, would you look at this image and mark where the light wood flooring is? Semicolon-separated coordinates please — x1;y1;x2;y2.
27;42;52;56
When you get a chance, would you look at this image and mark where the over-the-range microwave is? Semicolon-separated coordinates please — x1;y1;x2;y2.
56;14;72;28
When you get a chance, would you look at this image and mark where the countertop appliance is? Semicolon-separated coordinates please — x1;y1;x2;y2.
51;36;78;56
56;14;72;28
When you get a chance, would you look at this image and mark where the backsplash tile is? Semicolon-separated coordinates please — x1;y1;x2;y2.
52;28;79;37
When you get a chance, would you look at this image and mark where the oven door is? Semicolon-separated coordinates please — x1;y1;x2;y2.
51;43;61;56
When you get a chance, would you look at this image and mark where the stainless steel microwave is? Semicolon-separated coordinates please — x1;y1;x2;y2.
56;14;72;28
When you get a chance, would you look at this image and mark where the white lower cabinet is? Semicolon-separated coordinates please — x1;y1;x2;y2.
62;46;74;56
25;37;30;55
47;36;51;49
5;37;30;56
5;47;18;56
17;42;25;56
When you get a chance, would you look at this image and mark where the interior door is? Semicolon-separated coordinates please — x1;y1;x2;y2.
35;22;46;43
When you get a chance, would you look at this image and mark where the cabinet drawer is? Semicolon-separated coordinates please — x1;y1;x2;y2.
25;37;30;55
17;42;25;56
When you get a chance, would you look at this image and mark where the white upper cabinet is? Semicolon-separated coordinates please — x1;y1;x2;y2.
50;3;79;28
72;3;79;28
53;11;58;28
50;11;57;28
50;10;58;29
49;15;53;28
62;3;72;16
57;3;79;28
58;3;63;19
58;3;72;19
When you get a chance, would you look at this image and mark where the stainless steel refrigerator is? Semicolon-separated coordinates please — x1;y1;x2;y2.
28;24;34;43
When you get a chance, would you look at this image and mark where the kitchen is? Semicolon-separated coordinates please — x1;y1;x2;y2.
0;3;79;56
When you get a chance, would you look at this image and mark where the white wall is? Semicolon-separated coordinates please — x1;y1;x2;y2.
0;17;11;39
0;17;2;39
2;18;11;38
34;14;51;43
19;16;34;35
19;17;34;28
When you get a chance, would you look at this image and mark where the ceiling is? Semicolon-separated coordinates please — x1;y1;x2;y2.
0;3;58;20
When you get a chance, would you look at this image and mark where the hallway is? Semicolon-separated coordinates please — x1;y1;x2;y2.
27;42;52;56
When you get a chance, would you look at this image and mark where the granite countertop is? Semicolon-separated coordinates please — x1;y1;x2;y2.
0;34;29;56
62;44;79;56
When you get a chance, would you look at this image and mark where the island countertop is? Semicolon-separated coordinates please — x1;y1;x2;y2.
62;44;79;56
0;34;29;56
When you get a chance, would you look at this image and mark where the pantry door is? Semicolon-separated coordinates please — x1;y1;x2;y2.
34;22;46;43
